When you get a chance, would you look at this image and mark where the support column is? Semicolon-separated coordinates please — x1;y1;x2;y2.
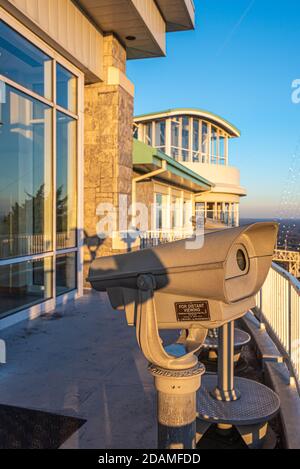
84;34;134;283
149;363;204;449
212;321;241;401
235;203;240;227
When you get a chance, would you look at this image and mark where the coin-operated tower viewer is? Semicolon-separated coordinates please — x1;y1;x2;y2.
88;222;280;449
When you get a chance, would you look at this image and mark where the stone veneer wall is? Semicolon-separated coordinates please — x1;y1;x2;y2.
134;171;155;230
84;34;134;283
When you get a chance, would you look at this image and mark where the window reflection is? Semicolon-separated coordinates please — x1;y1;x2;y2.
56;112;77;249
133;125;138;139
56;64;77;113
0;22;80;319
181;117;189;162
155;121;166;152
183;200;193;228
171;118;180;160
141;116;230;165
207;202;214;220
56;252;77;296
202;122;208;162
172;197;181;229
193;119;200;162
171;147;179;160
219;135;226;164
0;257;52;318
0;20;52;99
210;127;218;164
0;85;52;259
145;122;153;146
155;194;163;230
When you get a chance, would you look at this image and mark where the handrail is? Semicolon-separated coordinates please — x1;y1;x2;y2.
271;262;300;293
139;229;193;249
256;262;300;386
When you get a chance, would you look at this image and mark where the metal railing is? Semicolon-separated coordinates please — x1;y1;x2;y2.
256;263;300;384
140;229;193;249
204;210;237;228
273;248;300;278
0;233;71;258
0;234;48;258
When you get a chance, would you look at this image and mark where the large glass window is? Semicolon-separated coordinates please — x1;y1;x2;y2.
155;194;163;230
193;119;200;162
0;85;52;259
210;127;218;164
56;64;77;113
145;122;153;146
56;252;77;296
183;200;193;228
195;203;205;228
219;134;226;165
155;121;166;152
207;202;214;220
56;112;77;250
223;203;230;225
0;257;52;318
181;117;189;162
0;20;52;99
155;193;169;230
140;117;229;166
133;125;138;139
172;197;181;229
171;118;180;160
0;20;80;318
202;122;208;161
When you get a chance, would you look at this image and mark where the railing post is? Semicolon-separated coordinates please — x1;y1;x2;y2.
256;287;263;322
288;282;292;359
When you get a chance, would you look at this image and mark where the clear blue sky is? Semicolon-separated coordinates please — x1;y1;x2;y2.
127;0;300;219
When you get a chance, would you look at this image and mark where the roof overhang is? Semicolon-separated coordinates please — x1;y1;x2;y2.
134;108;241;138
210;184;247;197
156;0;195;32
75;0;195;60
133;139;213;193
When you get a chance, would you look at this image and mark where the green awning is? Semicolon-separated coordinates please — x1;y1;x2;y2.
133;139;213;193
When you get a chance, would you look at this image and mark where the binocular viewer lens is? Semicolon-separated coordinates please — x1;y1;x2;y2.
236;249;247;272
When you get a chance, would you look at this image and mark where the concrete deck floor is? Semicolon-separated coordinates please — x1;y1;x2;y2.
0;291;157;449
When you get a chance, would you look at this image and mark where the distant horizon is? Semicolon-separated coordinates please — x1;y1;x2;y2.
240;217;300;221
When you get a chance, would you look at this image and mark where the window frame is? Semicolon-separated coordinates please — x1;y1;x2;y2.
154;119;166;152
0;18;53;101
141;115;230;167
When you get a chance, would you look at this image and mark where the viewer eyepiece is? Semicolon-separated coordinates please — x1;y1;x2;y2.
236;249;247;272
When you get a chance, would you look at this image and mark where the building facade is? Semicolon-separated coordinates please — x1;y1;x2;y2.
0;0;196;326
132;139;212;247
134;109;246;230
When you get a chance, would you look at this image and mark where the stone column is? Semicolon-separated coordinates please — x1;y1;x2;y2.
83;34;134;284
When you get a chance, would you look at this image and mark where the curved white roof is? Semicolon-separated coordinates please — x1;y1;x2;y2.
134;108;241;138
